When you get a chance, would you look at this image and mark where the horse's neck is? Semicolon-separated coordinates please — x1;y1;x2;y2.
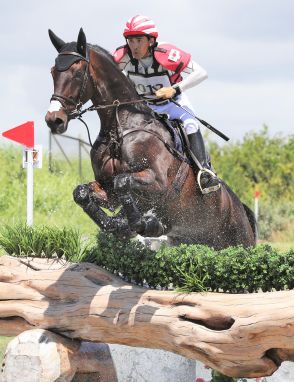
89;49;137;105
89;50;139;134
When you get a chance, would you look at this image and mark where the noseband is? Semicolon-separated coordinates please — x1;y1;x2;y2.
50;49;148;149
51;51;90;117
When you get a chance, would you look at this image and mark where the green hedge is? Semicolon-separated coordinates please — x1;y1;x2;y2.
90;232;294;293
0;226;293;293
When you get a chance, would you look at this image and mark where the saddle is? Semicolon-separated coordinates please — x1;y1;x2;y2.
155;113;212;171
155;113;190;157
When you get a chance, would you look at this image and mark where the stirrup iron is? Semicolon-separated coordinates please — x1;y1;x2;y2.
197;168;221;195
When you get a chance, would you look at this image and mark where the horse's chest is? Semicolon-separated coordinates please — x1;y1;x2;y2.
97;157;130;179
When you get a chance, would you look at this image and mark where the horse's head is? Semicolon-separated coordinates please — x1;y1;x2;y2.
45;28;93;134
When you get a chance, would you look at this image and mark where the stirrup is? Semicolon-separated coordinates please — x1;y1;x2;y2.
197;168;221;195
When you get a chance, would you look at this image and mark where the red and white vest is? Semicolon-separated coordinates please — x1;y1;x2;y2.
113;43;191;101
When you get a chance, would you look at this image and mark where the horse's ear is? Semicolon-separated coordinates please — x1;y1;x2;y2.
77;28;87;57
48;29;65;52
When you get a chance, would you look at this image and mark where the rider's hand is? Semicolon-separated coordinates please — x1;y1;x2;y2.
155;87;176;99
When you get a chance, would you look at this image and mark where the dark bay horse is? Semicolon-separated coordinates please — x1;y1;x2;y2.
45;28;256;249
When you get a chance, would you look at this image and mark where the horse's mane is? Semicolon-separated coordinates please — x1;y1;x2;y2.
78;42;154;117
88;43;115;63
60;41;153;116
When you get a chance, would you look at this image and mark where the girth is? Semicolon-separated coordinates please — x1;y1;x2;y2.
122;128;189;163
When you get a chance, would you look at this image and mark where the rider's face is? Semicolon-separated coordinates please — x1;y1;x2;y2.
127;36;152;60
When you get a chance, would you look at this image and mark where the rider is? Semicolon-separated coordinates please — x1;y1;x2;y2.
114;15;220;194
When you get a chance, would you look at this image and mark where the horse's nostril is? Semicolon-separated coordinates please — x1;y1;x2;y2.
55;118;64;126
46;115;67;134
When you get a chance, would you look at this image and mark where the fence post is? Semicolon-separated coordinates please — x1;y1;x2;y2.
48;133;91;176
254;190;260;223
79;138;82;180
49;131;52;172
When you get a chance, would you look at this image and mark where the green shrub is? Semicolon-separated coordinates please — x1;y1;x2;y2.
210;370;239;382
1;226;293;293
90;233;294;293
0;337;10;362
0;224;91;261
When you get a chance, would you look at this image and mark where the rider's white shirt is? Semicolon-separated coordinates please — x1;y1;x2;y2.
117;45;208;135
118;46;207;101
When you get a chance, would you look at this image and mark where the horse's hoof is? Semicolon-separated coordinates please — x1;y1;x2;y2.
105;218;136;239
130;219;146;235
142;215;165;237
73;184;90;206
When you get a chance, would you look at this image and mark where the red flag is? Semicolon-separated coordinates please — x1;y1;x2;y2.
2;121;34;147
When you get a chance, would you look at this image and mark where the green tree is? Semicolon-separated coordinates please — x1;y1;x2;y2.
209;125;294;204
208;126;294;239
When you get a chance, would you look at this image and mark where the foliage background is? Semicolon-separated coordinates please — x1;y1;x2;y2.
1;126;293;243
207;126;294;242
1;127;293;382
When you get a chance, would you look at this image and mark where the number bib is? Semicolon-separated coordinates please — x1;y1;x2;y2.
128;71;171;99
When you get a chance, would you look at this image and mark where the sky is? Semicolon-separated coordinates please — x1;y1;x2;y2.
0;0;293;151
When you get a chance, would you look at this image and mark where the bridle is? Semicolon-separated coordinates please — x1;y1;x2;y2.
51;50;145;116
51;51;90;117
50;50;146;147
49;49;182;161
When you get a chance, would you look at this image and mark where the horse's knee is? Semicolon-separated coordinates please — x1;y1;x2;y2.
73;184;90;207
114;174;133;193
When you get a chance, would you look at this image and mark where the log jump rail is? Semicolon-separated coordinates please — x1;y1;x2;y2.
0;255;294;379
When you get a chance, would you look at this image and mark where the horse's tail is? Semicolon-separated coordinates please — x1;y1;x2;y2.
242;203;258;243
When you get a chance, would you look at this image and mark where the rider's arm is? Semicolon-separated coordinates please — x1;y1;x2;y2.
173;60;208;93
156;59;207;99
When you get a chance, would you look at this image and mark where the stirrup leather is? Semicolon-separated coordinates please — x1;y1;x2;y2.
197;168;221;195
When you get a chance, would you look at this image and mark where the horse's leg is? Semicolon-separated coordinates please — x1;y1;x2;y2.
73;182;133;238
114;170;166;237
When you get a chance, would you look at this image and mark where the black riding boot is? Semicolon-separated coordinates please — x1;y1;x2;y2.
188;130;220;194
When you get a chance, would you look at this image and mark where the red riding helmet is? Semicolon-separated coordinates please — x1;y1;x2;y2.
123;15;158;39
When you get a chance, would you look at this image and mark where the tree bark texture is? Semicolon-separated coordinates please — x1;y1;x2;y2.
0;255;293;378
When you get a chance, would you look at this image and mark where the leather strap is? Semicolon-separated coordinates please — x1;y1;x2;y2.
122;127;188;163
170;161;190;197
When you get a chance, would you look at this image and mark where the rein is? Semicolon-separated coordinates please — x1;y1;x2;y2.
69;99;187;163
73;98;146;117
51;50;144;147
51;50;187;162
68;99;145;148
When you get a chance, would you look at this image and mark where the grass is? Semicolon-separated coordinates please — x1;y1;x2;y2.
265;241;294;252
0;145;98;236
0;336;11;361
270;221;294;244
261;221;294;252
0;224;93;261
